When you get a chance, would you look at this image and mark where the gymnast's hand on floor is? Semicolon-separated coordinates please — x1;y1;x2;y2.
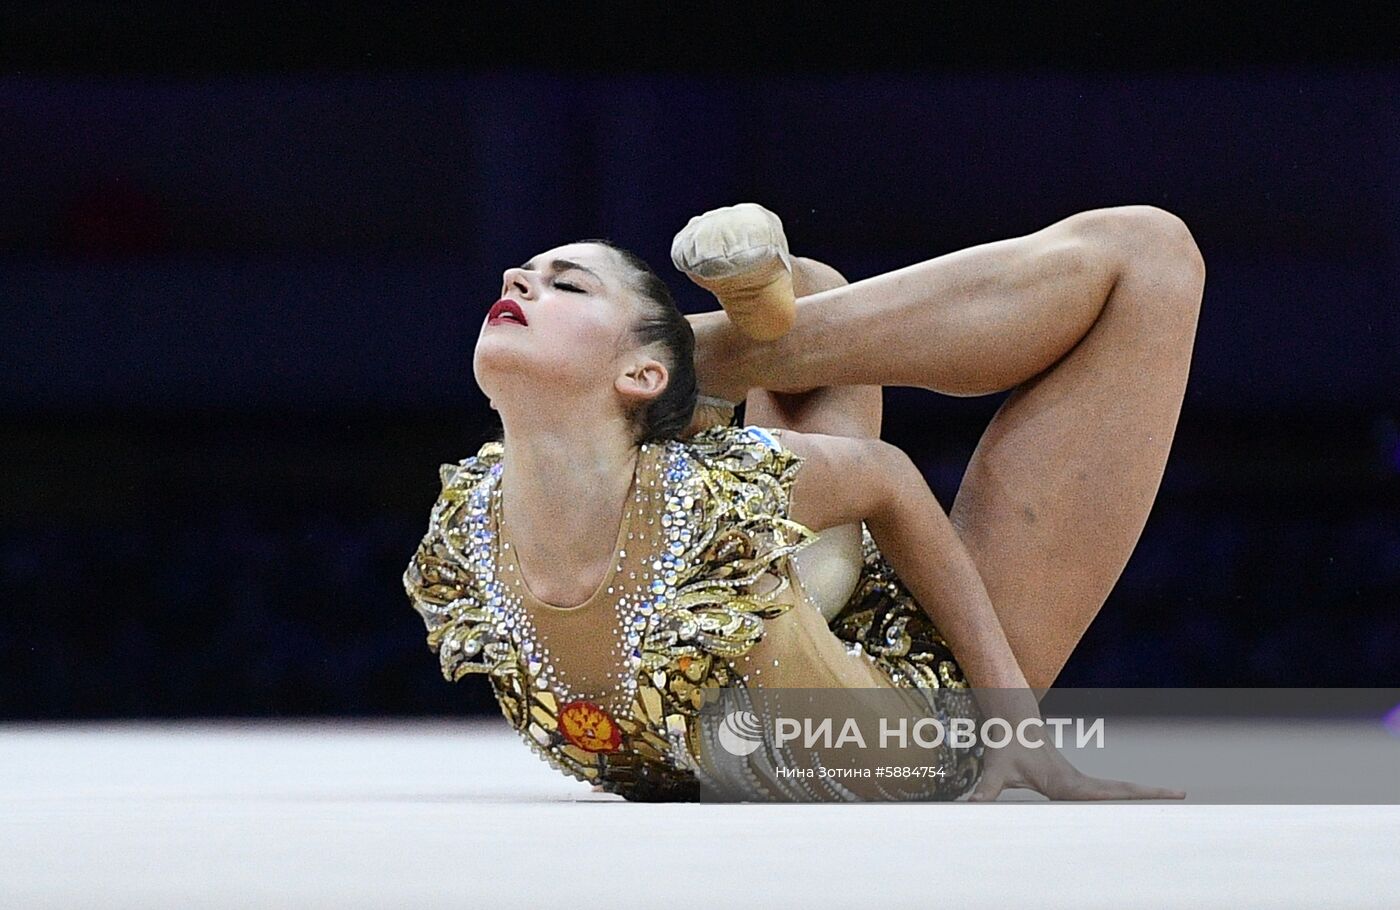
967;736;1187;802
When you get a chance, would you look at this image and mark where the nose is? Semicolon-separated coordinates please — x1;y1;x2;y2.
500;266;534;299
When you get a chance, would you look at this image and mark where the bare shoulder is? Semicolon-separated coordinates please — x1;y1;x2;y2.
767;428;913;533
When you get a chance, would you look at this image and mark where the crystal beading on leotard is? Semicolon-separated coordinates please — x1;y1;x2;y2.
404;423;983;801
405;425;822;799
479;443;694;719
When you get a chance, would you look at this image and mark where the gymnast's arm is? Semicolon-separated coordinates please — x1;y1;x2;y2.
776;429;1032;693
778;429;1188;801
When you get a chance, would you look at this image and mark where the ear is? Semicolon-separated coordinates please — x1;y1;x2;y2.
615;355;669;406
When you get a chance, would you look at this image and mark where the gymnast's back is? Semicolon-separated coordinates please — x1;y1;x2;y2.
403;422;983;801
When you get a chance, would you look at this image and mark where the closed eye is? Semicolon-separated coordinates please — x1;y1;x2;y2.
554;280;585;293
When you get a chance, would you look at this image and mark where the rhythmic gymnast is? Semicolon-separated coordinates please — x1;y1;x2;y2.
404;201;1204;802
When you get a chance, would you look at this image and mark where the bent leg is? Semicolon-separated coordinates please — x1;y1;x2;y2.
692;205;1206;689
741;256;883;440
951;209;1204;689
691;209;1120;399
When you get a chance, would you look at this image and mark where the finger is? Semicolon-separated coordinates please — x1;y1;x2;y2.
1096;778;1186;801
1067;774;1187;801
1108;778;1187;795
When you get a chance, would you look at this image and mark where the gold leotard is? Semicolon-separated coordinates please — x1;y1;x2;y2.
403;423;983;801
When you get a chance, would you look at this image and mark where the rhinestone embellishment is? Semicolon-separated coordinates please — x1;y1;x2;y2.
463;442;697;717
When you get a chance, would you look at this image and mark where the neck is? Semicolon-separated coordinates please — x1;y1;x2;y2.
497;412;643;606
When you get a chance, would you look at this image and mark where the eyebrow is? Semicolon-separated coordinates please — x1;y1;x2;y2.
519;258;604;282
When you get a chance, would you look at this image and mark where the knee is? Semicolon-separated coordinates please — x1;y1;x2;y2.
1126;206;1205;282
1070;205;1206;303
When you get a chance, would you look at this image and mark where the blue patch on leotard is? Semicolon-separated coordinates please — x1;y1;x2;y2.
743;425;781;451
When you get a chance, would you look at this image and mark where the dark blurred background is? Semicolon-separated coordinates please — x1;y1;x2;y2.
2;4;1397;719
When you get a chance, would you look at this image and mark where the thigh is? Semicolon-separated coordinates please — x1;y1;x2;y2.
949;212;1205;690
703;205;1205;690
711;212;1119;399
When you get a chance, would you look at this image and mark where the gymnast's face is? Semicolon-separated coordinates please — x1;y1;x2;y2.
474;242;667;417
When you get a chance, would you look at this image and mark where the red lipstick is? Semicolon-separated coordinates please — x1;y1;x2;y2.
487;298;528;327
